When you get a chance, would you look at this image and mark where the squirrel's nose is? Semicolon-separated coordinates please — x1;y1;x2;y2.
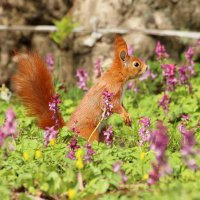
145;65;149;72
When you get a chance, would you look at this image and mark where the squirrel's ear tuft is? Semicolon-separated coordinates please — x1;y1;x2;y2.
114;34;128;60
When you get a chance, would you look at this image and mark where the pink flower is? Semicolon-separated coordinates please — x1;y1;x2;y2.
103;125;113;146
84;143;95;162
178;65;193;93
44;126;59;147
139;69;157;81
49;93;62;128
76;68;88;91
102;90;114;119
148;121;171;185
178;116;199;170
154;41;169;60
94;58;102;78
158;93;170;113
138;117;151;146
45;53;55;72
161;64;177;91
113;161;128;184
185;47;195;66
128;45;134;56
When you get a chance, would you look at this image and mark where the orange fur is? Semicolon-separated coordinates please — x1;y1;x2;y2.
12;53;64;129
12;35;147;142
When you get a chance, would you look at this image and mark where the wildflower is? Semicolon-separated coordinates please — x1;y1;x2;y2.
148;121;171;185
23;152;29;160
128;45;134;56
178;116;198;170
158;92;170;113
94;58;102;78
138;116;151;146
2;108;17;137
45;53;55;72
67;122;80;160
76;68;88;91
49;138;55;146
139;69;157;81
113;161;128;184
35;150;42;159
68;189;75;200
178;65;193;93
49;93;62;128
102;90;114;119
161;64;177;91
0;84;12;103
154;41;169;60
185;47;195;66
76;149;84;170
44;126;58;147
0;108;17;148
103;125;114;146
140;152;146;161
143;174;149;180
84;143;95;162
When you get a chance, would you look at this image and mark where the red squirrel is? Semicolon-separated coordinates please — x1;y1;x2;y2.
12;35;147;142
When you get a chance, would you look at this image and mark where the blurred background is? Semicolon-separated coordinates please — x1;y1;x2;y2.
0;0;200;86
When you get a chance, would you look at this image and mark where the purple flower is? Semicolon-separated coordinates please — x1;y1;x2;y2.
113;161;128;184
158;93;170;113
139;69;157;81
138;117;151;146
161;64;177;91
44;126;58;147
103;125;114;146
76;68;88;91
1;108;17;137
128;45;134;56
154;41;169;60
178;117;199;170
67;122;80;160
178;65;193;93
94;58;102;78
84;143;95;162
45;53;55;72
102;90;114;119
49;93;62;128
185;47;195;66
148;121;171;185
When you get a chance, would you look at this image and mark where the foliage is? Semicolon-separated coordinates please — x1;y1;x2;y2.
0;45;200;199
51;17;77;45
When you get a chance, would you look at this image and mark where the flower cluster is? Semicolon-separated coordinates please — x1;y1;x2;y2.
161;64;177;91
84;143;95;162
113;161;128;184
138;116;151;146
158;92;171;113
148;121;171;185
128;45;134;56
44;126;59;147
103;125;114;146
94;58;102;78
139;69;157;82
178;116;199;170
102;90;114;119
76;68;88;91
185;47;195;67
178;65;193;93
67;122;80;160
154;41;169;60
49;93;62;128
45;53;55;72
0;108;17;147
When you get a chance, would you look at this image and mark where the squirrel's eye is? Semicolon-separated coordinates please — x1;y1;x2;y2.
133;61;140;67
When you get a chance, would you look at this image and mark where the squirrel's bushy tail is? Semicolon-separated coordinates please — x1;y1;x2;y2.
12;53;64;129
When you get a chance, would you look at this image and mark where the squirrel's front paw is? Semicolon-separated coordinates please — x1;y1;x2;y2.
124;113;132;127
